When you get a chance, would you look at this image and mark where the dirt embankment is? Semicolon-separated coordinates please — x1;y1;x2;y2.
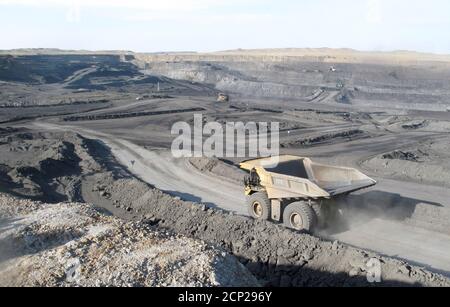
0;130;84;202
2;186;448;287
281;129;368;148
362;138;450;188
188;157;246;184
0;194;258;287
63;107;205;122
0;128;160;219
117;183;449;287
0;129;109;202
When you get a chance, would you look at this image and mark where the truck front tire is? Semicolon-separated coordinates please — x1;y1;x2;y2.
247;192;271;220
283;201;316;232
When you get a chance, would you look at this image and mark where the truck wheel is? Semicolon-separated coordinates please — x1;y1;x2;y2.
283;202;316;232
247;192;271;220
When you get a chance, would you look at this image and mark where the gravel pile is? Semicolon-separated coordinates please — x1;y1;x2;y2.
0;194;259;287
382;150;420;162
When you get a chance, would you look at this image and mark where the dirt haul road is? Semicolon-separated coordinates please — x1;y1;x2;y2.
32;121;450;276
32;121;246;214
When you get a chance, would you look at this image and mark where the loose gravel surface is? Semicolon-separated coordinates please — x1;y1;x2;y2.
2;192;449;287
0;194;259;287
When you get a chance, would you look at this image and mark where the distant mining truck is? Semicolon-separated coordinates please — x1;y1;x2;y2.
240;156;376;232
217;93;229;103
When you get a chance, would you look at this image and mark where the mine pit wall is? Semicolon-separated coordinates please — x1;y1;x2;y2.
136;53;450;109
138;189;448;287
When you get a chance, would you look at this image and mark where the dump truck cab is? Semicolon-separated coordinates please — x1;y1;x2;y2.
240;156;376;232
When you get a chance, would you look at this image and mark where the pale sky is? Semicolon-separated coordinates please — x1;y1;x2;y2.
1;0;449;53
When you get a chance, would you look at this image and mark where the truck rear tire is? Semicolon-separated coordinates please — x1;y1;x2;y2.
247;192;271;220
283;201;316;232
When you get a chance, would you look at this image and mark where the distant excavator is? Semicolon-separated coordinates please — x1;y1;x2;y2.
240;155;376;232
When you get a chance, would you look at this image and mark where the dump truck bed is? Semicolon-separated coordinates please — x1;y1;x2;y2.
240;156;376;199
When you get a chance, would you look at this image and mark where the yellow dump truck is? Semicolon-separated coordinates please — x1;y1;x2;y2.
240;155;376;232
